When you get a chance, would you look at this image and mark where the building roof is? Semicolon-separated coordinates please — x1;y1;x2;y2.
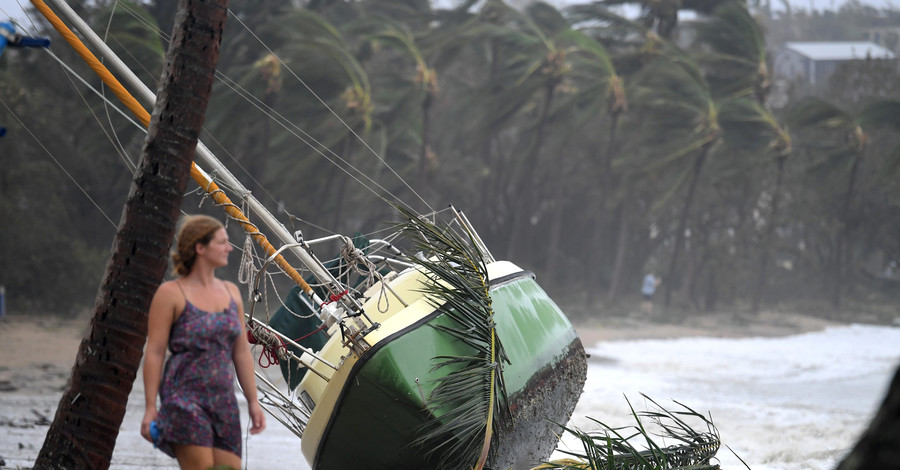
783;41;896;61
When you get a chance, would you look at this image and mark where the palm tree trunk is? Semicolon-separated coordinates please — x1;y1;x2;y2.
247;86;275;196
544;185;566;277
607;198;630;302
664;141;712;308
418;93;432;195
330;136;355;233
585;111;621;304
507;82;556;261
35;1;227;467
833;150;864;309
752;155;787;312
478;39;502;228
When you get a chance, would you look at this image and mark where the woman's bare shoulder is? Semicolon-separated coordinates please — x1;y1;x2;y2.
222;280;241;298
153;280;184;302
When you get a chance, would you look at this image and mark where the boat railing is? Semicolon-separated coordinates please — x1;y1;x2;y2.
247;358;312;439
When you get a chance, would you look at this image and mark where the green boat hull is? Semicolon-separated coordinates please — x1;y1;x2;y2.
312;270;587;469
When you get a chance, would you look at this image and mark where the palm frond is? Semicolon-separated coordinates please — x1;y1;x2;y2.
537;395;723;470
395;206;509;470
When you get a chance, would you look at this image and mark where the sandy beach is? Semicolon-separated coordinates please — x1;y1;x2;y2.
0;310;845;469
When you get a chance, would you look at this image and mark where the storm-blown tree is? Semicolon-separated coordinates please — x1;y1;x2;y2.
35;0;227;467
785;98;900;309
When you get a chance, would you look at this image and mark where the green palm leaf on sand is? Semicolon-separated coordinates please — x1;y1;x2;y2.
536;395;726;470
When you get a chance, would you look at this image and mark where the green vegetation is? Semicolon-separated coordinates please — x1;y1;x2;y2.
536;395;725;470
1;0;898;319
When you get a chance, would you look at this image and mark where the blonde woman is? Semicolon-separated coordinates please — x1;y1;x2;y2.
141;215;265;469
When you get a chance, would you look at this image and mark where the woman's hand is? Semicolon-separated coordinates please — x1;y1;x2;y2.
140;408;158;443
248;401;266;435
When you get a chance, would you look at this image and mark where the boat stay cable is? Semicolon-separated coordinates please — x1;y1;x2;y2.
0;96;119;229
102;0;424;220
226;9;435;215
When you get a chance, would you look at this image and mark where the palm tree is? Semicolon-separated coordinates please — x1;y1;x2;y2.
361;17;440;194
751;109;791;312
690;1;790;311
207;6;375;232
553;28;629;302
692;1;769;102
627;49;722;308
788;97;900;310
481;1;571;262
35;0;227;466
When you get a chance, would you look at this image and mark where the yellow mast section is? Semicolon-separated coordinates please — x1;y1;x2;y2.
30;0;315;296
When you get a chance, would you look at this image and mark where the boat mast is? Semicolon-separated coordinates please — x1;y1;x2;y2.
40;0;361;312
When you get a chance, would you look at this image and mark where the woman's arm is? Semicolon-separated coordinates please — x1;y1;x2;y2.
141;281;177;442
228;281;266;435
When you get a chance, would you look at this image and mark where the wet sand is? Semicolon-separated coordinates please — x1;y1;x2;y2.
0;310;839;469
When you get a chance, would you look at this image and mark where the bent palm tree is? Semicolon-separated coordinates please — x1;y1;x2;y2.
555;27;631;302
788;97;900;309
630;50;721;308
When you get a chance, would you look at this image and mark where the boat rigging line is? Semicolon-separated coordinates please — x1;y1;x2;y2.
0;96;119;228
10;1;434;240
224;8;435;215
99;0;411;220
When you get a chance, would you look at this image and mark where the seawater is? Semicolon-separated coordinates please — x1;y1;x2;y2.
562;324;900;470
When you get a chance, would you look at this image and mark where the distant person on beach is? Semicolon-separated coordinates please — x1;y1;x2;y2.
141;215;265;470
641;272;661;315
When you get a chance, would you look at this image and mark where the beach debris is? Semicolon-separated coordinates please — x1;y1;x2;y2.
30;409;50;425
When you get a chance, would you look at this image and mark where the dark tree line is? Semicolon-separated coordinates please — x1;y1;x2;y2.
1;0;899;320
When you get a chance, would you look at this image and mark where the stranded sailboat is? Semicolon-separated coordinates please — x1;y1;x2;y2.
22;0;589;468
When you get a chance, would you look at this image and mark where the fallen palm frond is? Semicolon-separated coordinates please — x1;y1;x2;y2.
395;206;510;470
535;394;723;470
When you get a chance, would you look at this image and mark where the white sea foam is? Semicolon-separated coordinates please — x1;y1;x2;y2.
562;324;900;470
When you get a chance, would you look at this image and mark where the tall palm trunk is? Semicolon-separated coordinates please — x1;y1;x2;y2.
664;141;712;308
35;1;227;467
584;111;622;305
477;39;502;235
507;82;556;261
607;192;630;301
752;154;787;312
246;86;276;196
418;92;433;194
597;112;624;302
330;136;355;233
833;149;864;309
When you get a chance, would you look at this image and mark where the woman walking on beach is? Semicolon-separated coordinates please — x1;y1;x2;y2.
141;215;265;470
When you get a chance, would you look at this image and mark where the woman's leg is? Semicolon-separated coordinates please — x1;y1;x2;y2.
212;447;242;469
173;444;215;470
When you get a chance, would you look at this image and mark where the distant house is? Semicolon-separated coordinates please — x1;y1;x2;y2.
774;41;896;86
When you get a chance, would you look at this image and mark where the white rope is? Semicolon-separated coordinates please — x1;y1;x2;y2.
238;235;257;290
340;238;392;313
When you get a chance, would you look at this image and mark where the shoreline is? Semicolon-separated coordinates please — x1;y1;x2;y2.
0;309;844;391
0;310;851;469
